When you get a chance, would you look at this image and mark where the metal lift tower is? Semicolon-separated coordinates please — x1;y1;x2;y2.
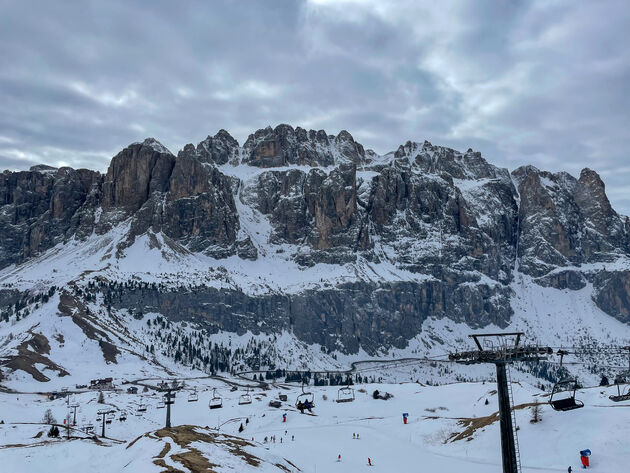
156;380;183;428
449;333;552;473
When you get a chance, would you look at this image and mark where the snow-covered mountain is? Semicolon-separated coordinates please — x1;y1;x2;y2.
1;124;630;387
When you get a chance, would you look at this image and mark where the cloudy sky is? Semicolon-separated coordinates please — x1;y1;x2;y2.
1;0;629;212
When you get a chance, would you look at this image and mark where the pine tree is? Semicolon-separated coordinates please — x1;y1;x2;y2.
530;402;542;423
48;425;60;438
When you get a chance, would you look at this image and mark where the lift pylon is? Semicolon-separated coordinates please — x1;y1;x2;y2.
449;332;552;473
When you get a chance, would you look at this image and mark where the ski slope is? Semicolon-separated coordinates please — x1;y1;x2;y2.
1;379;628;472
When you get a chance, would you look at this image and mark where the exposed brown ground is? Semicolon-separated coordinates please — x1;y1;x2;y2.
126;425;299;473
1;329;69;381
447;402;539;442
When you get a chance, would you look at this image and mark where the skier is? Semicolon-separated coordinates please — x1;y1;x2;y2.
297;401;304;414
353;433;356;439
368;457;372;466
357;433;360;439
292;435;295;441
580;455;588;468
337;454;341;462
568;467;572;473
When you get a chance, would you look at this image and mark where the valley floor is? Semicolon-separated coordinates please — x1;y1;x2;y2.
1;379;628;472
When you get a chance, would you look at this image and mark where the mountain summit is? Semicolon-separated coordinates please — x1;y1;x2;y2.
1;125;629;385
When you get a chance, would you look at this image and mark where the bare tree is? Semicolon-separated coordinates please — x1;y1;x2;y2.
42;408;56;424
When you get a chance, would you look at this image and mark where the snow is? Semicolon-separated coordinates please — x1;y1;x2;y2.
131;138;172;155
3;134;630;469
1;379;629;472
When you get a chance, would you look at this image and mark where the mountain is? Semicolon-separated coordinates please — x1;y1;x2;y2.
1;124;630;387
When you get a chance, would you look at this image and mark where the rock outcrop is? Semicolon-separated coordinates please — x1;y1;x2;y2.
0;165;101;268
1;125;629;356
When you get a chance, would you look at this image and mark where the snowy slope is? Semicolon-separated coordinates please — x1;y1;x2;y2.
1;379;628;472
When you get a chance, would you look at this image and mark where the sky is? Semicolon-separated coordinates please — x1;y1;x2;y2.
1;0;629;212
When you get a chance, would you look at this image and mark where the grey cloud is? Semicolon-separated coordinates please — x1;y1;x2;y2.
0;0;628;213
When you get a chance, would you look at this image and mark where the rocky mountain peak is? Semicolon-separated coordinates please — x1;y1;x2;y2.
133;137;173;155
240;124;368;168
2;126;630;362
179;129;239;165
102;139;175;211
575;167;613;218
394;140;507;181
29;164;58;173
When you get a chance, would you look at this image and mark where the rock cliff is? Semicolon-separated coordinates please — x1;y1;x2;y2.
1;125;629;359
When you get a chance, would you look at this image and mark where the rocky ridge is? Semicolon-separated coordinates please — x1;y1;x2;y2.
1;124;629;364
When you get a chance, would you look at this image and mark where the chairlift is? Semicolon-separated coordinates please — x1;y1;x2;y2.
209;388;223;409
295;382;315;408
549;378;584;411
239;388;252;405
336;385;355;403
609;372;630;402
188;390;199;402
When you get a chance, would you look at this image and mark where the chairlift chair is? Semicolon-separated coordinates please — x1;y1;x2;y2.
295;382;315;408
609;372;630;402
209;388;223;409
336;385;355;403
239;388;252;405
119;411;127;421
279;393;288;402
137;403;147;413
549;378;584;411
157;400;165;409
188;390;199;402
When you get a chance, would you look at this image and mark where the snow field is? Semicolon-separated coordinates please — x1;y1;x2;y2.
1;380;629;472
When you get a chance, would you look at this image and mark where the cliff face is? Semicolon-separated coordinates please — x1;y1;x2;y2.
0;165;102;268
1;124;629;355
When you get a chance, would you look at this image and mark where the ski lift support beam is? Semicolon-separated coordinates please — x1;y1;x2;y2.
155;380;183;429
449;332;552;473
97;408;115;438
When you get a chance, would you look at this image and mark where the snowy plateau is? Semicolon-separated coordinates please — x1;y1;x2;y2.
1;124;630;472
